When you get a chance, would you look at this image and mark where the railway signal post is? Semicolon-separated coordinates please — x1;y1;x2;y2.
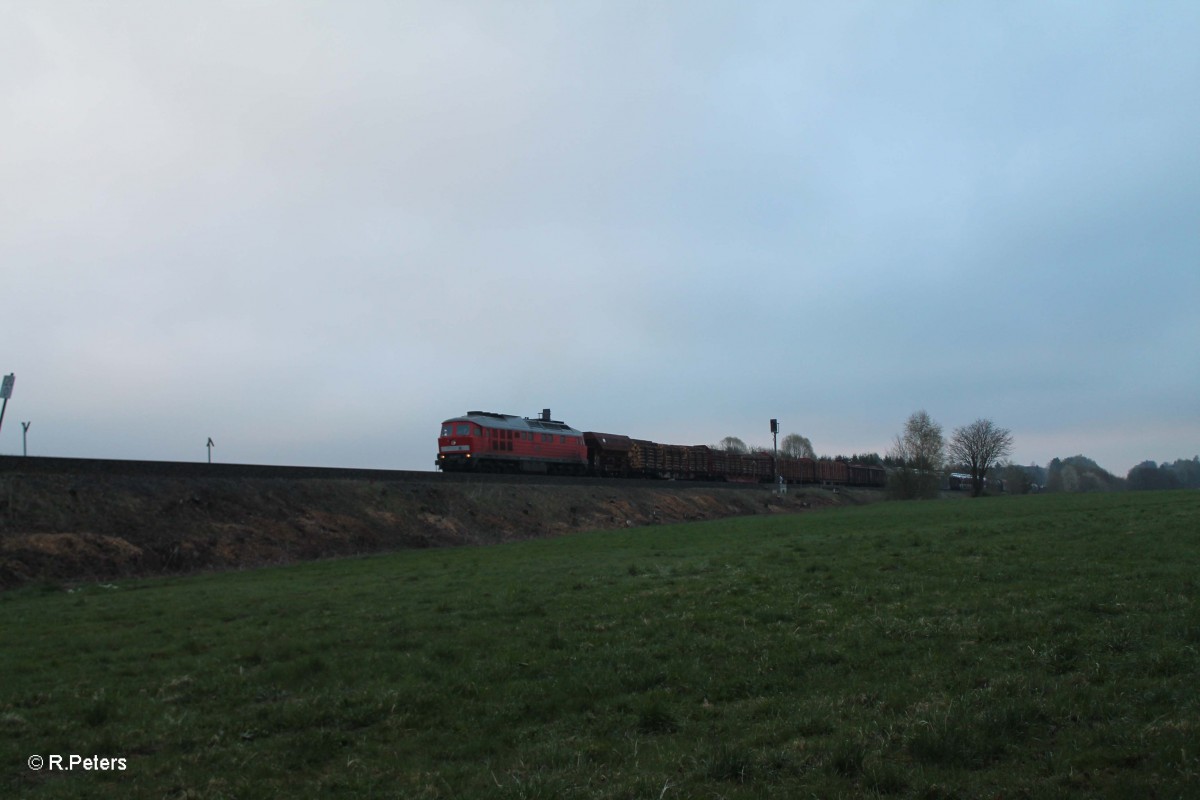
770;418;784;495
0;374;13;438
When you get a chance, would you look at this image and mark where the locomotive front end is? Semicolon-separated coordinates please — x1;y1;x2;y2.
436;418;477;470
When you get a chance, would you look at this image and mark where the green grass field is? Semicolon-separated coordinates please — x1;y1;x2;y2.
2;490;1197;799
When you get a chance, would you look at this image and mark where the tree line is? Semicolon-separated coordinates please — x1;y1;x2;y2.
886;411;1013;498
1126;458;1200;490
715;416;1195;497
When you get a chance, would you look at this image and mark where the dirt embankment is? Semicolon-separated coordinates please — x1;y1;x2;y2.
0;472;875;589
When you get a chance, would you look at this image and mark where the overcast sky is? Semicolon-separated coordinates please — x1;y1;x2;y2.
3;1;1197;476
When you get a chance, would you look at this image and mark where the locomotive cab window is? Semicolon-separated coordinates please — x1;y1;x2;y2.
456;424;470;436
441;425;451;437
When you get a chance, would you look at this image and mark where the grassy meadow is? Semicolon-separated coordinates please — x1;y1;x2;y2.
1;490;1198;798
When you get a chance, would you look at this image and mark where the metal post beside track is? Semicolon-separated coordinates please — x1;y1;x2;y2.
770;418;784;495
0;374;13;440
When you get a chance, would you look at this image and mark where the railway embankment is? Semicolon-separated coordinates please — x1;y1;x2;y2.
0;466;878;589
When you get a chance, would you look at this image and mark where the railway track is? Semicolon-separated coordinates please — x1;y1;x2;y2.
0;455;777;491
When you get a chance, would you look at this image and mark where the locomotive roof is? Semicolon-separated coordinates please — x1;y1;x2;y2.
445;411;583;435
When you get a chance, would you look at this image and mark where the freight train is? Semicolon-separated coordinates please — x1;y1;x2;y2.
436;409;886;488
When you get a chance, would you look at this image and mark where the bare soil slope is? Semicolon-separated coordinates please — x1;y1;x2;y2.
0;472;873;589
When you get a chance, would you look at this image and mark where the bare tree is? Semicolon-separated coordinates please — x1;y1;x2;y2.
887;409;944;499
947;418;1014;497
718;436;748;454
780;433;815;459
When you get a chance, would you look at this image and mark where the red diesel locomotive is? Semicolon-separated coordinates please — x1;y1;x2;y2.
437;410;589;475
436;409;886;487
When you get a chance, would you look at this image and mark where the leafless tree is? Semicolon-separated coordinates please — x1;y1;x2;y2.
718;436;748;454
947;418;1014;497
780;433;815;459
888;409;944;499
